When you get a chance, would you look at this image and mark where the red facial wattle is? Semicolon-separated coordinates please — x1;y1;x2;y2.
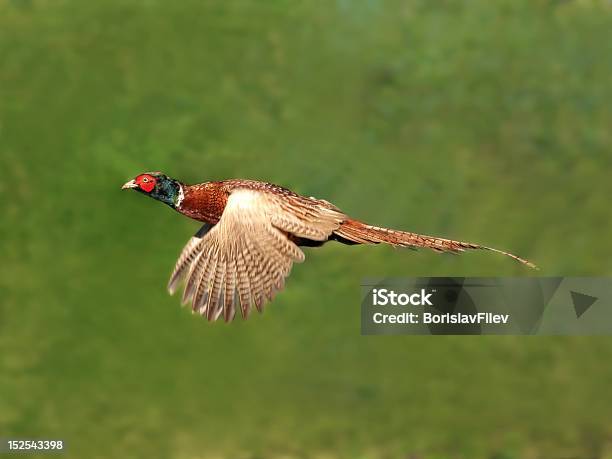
136;175;156;193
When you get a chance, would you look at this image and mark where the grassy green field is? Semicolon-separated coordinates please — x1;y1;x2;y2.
2;1;612;458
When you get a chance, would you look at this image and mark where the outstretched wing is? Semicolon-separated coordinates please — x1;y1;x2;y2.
167;189;346;321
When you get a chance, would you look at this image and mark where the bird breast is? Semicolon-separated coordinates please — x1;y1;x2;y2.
178;183;228;224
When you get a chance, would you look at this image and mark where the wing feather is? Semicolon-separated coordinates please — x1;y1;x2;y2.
223;258;237;322
235;251;251;317
205;258;225;320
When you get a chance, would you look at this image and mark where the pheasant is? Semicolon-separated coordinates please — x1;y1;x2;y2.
122;172;536;321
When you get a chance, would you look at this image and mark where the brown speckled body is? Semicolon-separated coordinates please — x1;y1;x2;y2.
175;178;536;267
179;181;228;224
178;179;324;225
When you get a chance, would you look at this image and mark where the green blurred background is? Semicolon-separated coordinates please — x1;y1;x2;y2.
1;0;611;458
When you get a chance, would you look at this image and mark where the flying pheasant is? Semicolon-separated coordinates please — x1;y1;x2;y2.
122;172;536;321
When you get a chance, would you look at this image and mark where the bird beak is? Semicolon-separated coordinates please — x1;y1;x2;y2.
121;179;137;190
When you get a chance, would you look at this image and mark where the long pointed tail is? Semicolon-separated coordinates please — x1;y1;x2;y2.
334;219;538;269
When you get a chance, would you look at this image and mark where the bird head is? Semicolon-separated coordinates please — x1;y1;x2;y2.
122;171;182;208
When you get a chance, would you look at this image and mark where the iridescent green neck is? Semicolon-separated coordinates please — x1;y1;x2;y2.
148;177;182;208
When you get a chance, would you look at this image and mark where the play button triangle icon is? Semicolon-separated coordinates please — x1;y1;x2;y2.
570;291;597;318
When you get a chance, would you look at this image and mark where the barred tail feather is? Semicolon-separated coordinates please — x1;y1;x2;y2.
335;219;537;269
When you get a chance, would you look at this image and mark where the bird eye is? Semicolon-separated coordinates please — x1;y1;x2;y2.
142;177;149;183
